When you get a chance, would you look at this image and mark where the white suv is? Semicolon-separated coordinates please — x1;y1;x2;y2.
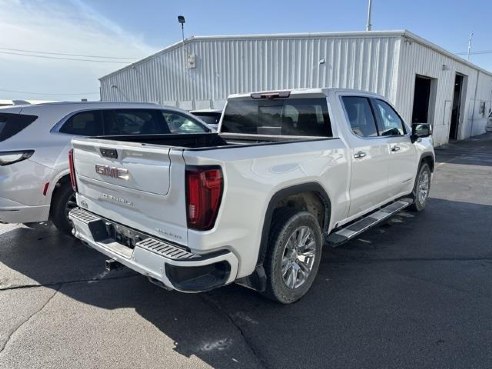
0;102;210;234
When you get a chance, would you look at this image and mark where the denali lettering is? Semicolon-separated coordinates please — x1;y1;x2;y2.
95;165;129;180
100;193;134;207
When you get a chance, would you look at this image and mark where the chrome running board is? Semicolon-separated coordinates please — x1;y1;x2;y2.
326;198;413;247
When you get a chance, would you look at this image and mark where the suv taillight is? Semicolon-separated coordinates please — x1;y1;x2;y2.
186;166;223;231
68;149;78;192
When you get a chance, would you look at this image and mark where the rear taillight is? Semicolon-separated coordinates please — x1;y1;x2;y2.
186;166;223;231
68;149;78;192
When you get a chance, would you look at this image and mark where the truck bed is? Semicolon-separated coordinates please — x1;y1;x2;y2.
90;133;326;150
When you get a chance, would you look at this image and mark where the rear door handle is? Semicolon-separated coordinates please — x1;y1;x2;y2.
391;145;401;152
354;151;366;159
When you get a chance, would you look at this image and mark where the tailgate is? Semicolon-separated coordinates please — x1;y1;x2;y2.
72;138;188;245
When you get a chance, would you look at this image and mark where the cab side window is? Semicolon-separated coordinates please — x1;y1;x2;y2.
59;111;103;136
342;96;378;137
372;99;406;136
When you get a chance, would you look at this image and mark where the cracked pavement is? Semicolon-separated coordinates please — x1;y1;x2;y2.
0;133;492;369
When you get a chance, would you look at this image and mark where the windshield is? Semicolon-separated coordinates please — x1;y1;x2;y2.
221;97;332;137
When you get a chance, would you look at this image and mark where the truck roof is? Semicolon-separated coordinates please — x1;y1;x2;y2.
227;88;383;99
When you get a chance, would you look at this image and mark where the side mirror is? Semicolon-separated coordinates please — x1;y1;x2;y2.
411;123;432;143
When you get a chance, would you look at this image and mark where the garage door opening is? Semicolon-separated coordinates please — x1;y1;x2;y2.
412;75;436;125
449;74;465;140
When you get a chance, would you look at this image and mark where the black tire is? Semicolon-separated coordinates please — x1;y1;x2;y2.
50;183;76;236
409;162;431;212
22;222;48;229
263;208;323;304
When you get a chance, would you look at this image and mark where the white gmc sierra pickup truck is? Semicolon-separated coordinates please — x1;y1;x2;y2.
69;88;434;304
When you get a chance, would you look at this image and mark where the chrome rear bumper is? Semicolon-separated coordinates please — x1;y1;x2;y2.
69;207;238;292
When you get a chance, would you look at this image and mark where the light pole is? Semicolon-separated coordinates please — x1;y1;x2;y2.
177;15;186;106
178;15;186;45
366;0;372;31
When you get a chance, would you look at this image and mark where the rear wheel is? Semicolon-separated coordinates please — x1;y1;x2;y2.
409;163;431;212
50;183;76;236
263;208;323;304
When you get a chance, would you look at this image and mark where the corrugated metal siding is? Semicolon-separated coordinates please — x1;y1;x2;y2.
100;32;492;145
396;39;492;146
100;35;401;109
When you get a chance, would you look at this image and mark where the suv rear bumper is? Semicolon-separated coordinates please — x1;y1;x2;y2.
69;207;238;292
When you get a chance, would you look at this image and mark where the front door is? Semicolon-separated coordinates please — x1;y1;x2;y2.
371;98;419;197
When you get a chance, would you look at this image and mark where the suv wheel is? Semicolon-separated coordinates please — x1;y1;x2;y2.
50;183;76;236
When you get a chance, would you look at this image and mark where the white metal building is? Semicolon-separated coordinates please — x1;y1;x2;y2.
100;30;492;146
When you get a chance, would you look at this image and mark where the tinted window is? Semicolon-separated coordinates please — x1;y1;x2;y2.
60;111;103;136
104;110;170;135
342;96;378;138
372;99;406;136
0;113;37;142
191;113;221;126
221;98;332;137
161;112;209;134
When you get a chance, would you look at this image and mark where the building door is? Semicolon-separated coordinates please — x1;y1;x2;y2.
449;74;465;140
412;75;435;124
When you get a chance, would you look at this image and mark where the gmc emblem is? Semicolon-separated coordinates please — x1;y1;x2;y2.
95;165;129;180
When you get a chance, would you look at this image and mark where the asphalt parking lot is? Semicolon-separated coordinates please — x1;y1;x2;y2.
1;133;491;369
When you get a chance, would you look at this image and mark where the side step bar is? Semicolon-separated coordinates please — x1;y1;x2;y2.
326;198;413;247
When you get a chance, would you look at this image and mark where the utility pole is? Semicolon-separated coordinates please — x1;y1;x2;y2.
366;0;373;31
467;32;473;61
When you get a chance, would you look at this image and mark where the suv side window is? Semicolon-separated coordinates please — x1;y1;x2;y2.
59;111;103;136
104;109;170;135
372;99;406;136
342;96;378;137
161;111;209;133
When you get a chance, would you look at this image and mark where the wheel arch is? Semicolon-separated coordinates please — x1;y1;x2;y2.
236;182;331;292
48;170;71;217
419;152;435;172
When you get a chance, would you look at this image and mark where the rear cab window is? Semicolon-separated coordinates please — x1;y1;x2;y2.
221;96;332;137
0;113;38;142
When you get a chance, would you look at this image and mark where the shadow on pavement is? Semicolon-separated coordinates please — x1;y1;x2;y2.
1;196;491;369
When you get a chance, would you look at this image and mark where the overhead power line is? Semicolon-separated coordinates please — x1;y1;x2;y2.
456;49;492;56
0;47;137;60
0;50;135;63
0;88;99;96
